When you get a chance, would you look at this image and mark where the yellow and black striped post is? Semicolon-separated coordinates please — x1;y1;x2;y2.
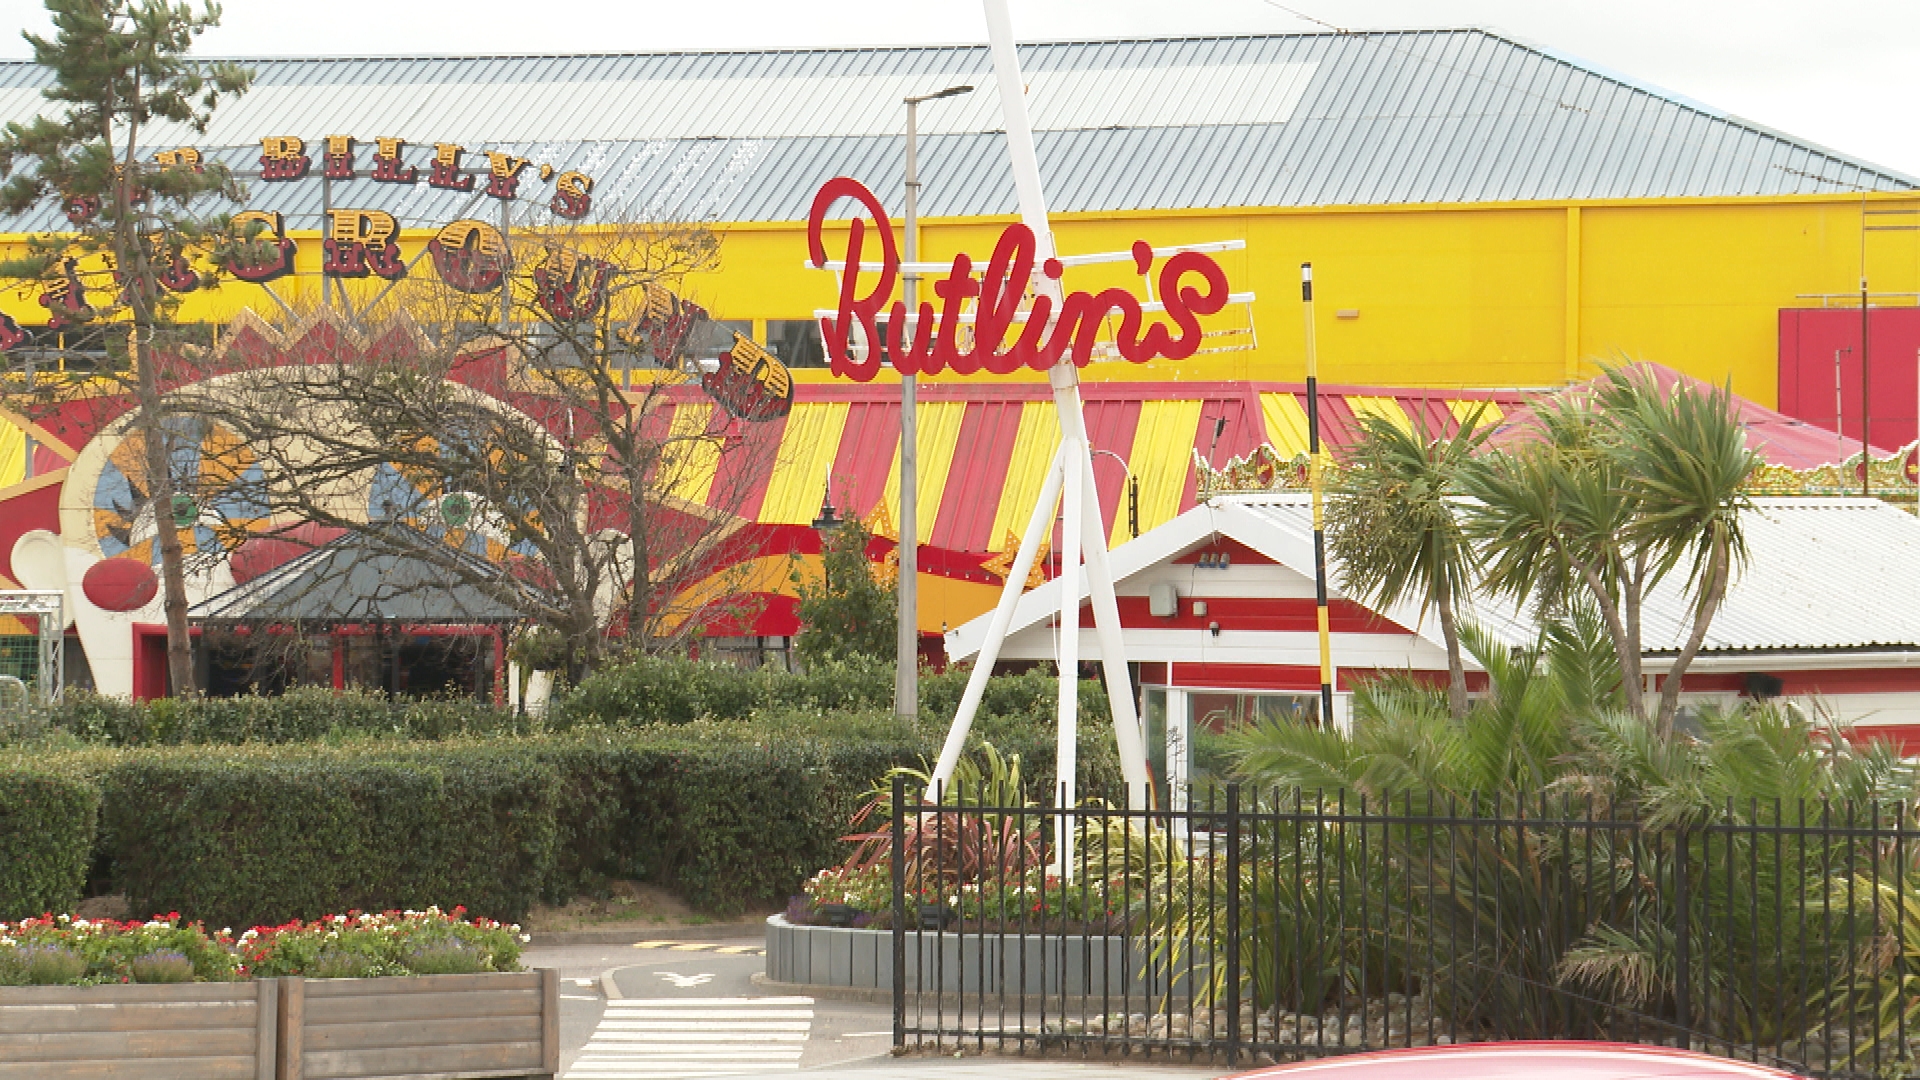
1302;263;1335;727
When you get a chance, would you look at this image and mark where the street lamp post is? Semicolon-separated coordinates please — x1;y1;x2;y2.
898;83;972;721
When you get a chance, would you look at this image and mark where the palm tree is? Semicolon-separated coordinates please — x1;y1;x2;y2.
1596;371;1758;734
1327;405;1492;718
1463;367;1757;735
1226;617;1582;804
1464;393;1651;723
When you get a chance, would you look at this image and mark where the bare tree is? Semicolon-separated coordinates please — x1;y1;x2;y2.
169;212;785;679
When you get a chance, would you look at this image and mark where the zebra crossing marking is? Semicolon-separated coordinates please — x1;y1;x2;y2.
566;996;812;1079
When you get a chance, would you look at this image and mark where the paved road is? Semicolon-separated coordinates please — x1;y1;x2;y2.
527;935;898;1078
525;936;1235;1080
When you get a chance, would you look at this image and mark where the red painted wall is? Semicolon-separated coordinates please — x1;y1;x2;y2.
1779;307;1920;450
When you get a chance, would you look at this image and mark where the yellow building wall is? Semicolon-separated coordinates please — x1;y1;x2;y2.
5;191;1917;408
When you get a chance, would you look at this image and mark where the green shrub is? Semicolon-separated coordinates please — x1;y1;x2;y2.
99;745;559;928
3;687;1129;924
557;654;897;728
0;766;100;920
22;687;534;747
521;713;927;912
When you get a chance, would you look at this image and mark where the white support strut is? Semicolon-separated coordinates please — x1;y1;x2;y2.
929;445;1065;784
1054;421;1084;871
1078;448;1150;806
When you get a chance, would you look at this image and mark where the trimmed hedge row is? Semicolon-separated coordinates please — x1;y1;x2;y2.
10;656;1109;749
13;685;537;746
0;765;99;920
1;706;1121;927
100;747;559;930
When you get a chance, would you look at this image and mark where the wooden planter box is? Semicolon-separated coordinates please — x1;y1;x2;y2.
281;970;558;1080
0;979;278;1080
0;970;558;1080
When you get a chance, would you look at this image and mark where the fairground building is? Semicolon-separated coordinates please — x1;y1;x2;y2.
2;32;1919;744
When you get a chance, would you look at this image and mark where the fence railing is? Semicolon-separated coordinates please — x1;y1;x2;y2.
888;778;1920;1077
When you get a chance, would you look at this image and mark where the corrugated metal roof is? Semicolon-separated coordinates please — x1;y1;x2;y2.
189;525;530;623
0;29;1910;232
1231;495;1920;656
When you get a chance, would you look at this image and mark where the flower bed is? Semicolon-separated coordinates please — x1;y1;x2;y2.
0;905;524;985
793;863;1129;933
0;907;555;1080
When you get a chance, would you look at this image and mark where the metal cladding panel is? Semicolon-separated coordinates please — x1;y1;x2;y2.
930;401;1024;554
0;29;1910;232
830;398;903;523
1078;398;1143;542
1234;495;1920;657
1640;500;1920;655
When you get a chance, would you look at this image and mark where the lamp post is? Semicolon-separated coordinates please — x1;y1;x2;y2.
812;484;842;593
898;83;973;721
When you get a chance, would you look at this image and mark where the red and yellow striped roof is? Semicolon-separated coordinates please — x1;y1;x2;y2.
651;380;1524;556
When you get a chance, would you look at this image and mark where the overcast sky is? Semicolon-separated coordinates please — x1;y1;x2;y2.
0;0;1915;180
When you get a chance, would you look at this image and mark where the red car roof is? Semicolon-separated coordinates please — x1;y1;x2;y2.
1226;1042;1805;1080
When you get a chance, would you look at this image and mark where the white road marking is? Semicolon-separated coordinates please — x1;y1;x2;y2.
658;971;716;988
565;995;813;1079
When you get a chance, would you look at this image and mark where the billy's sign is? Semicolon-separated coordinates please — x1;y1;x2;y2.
807;176;1234;381
108;136;597;220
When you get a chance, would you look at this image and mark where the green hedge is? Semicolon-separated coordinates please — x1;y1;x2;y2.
12;656;1114;752
98;746;559;930
1;703;1123;926
0;765;100;920
21;686;535;746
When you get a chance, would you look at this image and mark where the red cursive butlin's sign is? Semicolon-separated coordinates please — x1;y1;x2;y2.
807;177;1233;382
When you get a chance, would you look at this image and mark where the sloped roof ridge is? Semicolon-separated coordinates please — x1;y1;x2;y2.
0;28;1451;66
1476;28;1920;188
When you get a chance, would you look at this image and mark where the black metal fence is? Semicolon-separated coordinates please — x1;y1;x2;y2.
888;778;1920;1076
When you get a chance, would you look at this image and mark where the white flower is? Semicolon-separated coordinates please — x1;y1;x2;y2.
519;934;531;943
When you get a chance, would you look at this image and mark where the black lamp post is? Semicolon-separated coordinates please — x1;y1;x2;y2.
810;487;842;535
811;486;841;592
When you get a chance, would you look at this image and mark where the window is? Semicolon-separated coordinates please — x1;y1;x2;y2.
765;319;827;369
689;320;752;362
1185;690;1321;799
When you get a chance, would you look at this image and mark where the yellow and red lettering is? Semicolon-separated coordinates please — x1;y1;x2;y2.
549;171;593;220
323;208;406;280
229;210;297;284
484;152;530;200
38;258;92;328
371;137;417;183
427;218;509;293
323;135;356;180
428;143;474;192
259;136;310;181
533;248;612;321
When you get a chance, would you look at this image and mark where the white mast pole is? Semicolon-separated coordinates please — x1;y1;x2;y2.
931;0;1149;846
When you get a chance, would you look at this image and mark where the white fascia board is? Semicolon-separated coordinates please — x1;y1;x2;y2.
945;504;1226;662
1210;498;1478;663
991;628;1451;669
1645;650;1920;674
